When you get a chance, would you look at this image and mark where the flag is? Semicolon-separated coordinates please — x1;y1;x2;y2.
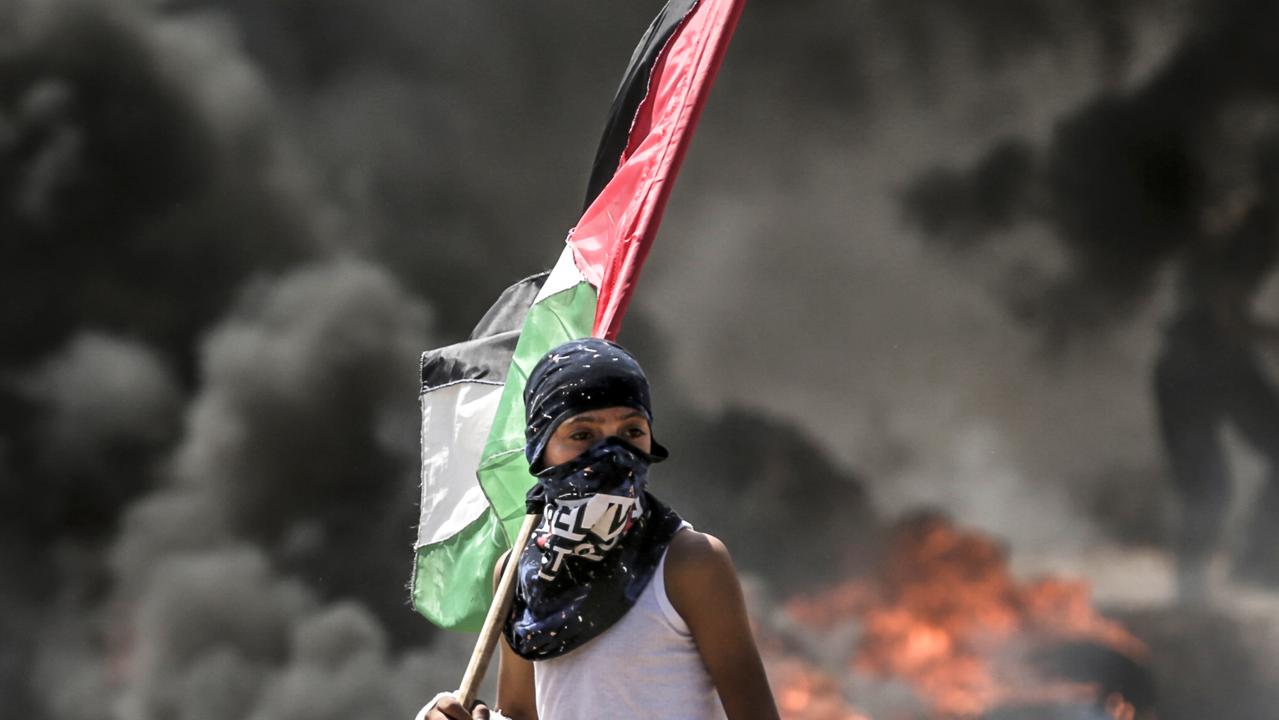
413;0;745;631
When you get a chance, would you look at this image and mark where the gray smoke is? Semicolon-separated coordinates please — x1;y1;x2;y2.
889;0;1279;557
1;1;458;715
5;0;1278;718
68;260;442;720
640;0;1184;559
902;0;1279;335
114;257;433;622
0;0;316;374
12;333;181;534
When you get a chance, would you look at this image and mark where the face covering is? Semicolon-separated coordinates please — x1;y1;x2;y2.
504;340;683;660
527;438;657;582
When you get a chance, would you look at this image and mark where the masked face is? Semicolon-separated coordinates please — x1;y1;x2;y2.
541;406;653;467
531;437;659;581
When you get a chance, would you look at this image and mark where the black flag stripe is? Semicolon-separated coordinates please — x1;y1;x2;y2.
582;0;700;211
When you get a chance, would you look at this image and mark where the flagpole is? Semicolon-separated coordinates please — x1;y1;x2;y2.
457;513;542;710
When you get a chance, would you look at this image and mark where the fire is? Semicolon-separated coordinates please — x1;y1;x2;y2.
768;657;871;720
768;514;1150;719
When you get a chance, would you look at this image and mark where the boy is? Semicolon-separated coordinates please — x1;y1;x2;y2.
424;338;779;720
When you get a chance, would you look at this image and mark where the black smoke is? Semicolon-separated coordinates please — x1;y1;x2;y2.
6;1;1279;719
0;2;888;718
903;0;1279;336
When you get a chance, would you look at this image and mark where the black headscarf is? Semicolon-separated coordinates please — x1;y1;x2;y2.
505;338;683;660
522;338;669;474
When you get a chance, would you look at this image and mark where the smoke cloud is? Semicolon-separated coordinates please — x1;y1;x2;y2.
5;0;1279;718
902;0;1279;334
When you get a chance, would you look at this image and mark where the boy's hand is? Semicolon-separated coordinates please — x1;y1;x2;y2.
422;693;493;720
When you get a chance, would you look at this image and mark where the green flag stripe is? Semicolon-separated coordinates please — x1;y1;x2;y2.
478;279;599;545
411;506;509;631
410;278;596;631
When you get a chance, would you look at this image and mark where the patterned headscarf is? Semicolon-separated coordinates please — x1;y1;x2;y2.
522;338;668;474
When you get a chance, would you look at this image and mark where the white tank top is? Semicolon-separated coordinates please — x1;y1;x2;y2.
532;529;726;720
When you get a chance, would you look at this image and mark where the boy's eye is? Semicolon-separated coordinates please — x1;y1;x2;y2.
569;430;594;442
625;426;647;438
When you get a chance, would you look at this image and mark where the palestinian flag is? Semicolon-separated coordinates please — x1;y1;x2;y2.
412;0;745;631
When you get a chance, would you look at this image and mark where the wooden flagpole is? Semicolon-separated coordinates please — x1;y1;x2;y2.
456;513;541;710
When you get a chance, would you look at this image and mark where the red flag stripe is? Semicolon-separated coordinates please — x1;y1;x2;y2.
567;0;746;340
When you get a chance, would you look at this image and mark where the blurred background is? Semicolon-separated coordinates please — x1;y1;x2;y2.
6;0;1279;718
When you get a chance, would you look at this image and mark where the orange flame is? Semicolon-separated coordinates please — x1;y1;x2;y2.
770;515;1149;719
768;657;871;720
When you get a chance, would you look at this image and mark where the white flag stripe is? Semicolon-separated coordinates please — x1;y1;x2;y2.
417;381;504;546
533;244;588;305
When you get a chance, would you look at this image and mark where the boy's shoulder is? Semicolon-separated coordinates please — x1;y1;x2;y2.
664;528;738;599
667;527;730;565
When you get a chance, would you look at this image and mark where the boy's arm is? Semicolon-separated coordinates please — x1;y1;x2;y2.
421;551;537;720
493;551;538;720
666;531;782;720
